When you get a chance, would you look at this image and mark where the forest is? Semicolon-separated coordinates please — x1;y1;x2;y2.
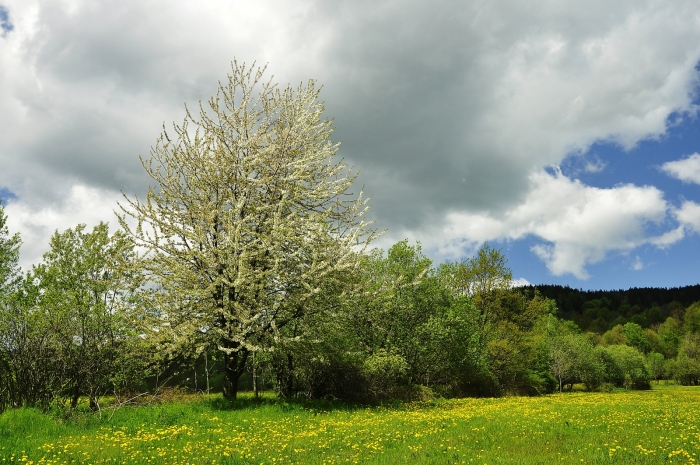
2;62;700;415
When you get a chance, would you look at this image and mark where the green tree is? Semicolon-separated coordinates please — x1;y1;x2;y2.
439;243;512;335
439;245;556;395
0;201;23;412
600;324;626;346
421;296;494;396
0;200;20;299
119;61;376;399
30;223;142;410
657;317;683;358
342;241;446;397
549;331;602;392
646;352;666;384
670;352;700;386
622;322;651;354
684;302;700;334
602;345;651;390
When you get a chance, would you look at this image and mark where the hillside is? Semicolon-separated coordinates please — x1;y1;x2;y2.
523;284;700;333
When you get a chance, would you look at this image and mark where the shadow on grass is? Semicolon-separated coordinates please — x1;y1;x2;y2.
206;391;397;414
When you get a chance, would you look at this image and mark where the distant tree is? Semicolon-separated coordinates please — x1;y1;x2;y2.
119;61;376;399
602;345;651;390
600;324;625;346
643;328;664;355
549;331;602;392
438;244;513;335
440;245;556;395
343;241;446;397
622;322;651;354
683;302;700;334
646;352;666;384
549;333;582;392
421;296;493;396
670;353;700;386
657;317;683;358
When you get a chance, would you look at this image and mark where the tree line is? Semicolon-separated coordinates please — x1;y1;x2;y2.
2;61;700;413
525;284;700;333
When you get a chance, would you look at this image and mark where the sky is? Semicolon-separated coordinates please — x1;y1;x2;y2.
1;0;700;291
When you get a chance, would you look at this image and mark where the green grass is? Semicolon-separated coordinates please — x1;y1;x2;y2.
1;385;700;464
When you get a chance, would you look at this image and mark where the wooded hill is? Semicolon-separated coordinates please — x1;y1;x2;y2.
523;284;700;333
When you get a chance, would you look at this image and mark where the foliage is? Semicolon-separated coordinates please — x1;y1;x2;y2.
601;345;651;390
0;201;20;298
549;332;601;391
621;322;651;354
683;301;700;334
361;348;410;399
670;354;700;385
527;284;700;332
646;352;666;383
656;316;682;358
670;333;700;385
0;222;146;413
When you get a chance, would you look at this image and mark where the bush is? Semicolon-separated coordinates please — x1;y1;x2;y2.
602;345;651;390
670;355;700;386
362;349;410;400
597;382;616;393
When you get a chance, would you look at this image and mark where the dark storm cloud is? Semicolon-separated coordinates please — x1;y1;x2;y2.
295;0;700;234
2;0;700;276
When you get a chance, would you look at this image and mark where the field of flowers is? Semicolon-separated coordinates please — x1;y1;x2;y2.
1;384;699;464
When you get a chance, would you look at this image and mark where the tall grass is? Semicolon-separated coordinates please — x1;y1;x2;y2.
1;385;699;464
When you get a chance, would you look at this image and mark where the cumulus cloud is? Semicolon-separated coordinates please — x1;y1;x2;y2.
395;170;677;279
631;255;644;271
675;200;700;234
4;185;123;270
1;0;700;277
661;153;700;184
512;277;532;287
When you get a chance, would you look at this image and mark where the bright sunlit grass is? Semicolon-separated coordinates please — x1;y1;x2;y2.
1;384;699;464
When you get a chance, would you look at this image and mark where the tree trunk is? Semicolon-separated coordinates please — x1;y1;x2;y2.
205;352;210;395
252;351;258;398
70;389;79;410
89;394;98;412
272;352;295;398
222;349;248;400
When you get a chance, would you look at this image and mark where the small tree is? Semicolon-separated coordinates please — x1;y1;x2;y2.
0;201;20;299
646;352;666;384
120;61;376;399
0;201;22;412
31;223;142;410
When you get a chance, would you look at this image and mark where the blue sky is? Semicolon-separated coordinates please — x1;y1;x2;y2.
1;0;700;291
504;109;700;290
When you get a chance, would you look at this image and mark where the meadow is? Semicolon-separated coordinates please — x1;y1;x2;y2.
1;385;699;464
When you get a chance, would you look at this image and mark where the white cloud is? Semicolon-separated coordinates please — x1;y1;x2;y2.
584;156;608;174
402;169;676;279
675;200;700;233
631;255;644;271
512;277;532;287
661;153;700;184
4;184;122;270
